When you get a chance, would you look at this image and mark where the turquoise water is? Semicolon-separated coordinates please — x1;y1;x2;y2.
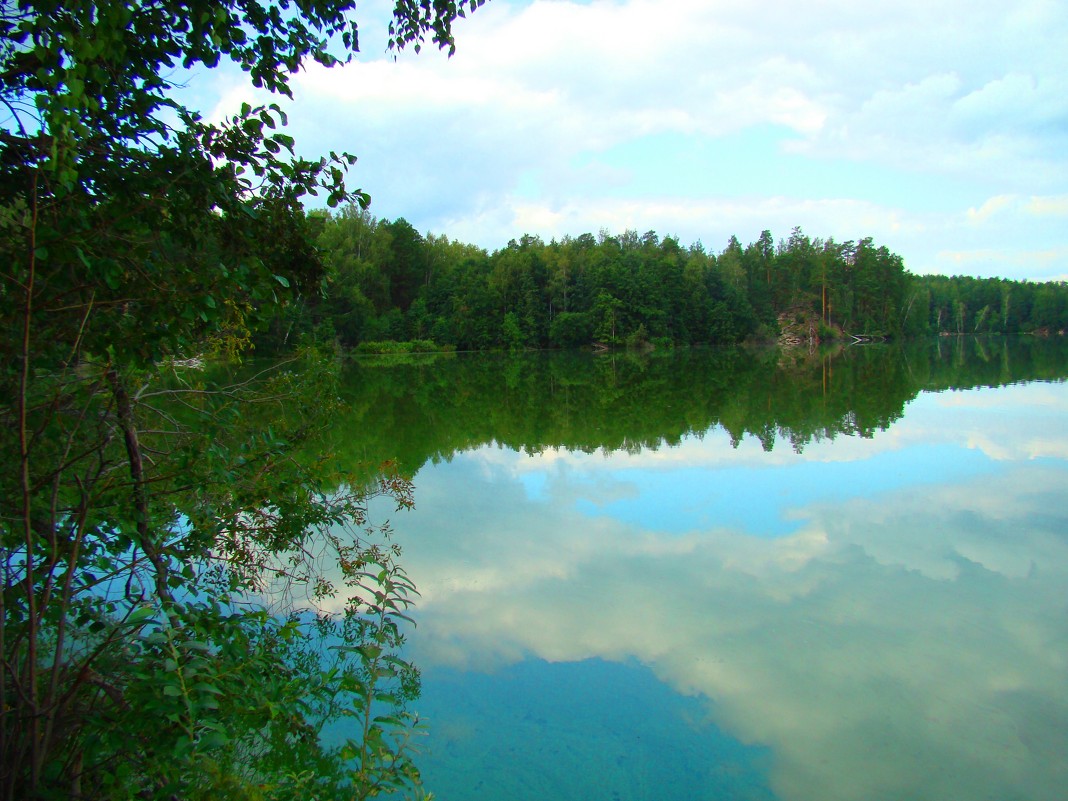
415;659;774;801
340;346;1068;801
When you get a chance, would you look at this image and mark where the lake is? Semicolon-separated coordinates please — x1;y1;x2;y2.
328;337;1068;801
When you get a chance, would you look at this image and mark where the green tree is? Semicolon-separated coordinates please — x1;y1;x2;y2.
315;206;394;345
384;217;427;312
593;290;625;345
741;230;776;326
502;310;525;351
0;1;485;798
549;310;594;348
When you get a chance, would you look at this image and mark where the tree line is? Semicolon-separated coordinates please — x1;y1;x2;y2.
255;205;1068;353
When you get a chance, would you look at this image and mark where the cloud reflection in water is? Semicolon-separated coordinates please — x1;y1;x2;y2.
363;381;1068;801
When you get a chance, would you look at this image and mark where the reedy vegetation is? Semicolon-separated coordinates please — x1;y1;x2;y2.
0;0;485;798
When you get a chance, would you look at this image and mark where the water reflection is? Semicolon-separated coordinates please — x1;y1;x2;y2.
341;342;1068;801
415;659;774;801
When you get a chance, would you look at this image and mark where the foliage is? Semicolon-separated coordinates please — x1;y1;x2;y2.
913;272;1068;336
0;0;485;798
285;214;1068;352
353;339;452;355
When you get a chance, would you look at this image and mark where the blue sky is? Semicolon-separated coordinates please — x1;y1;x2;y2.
197;0;1068;281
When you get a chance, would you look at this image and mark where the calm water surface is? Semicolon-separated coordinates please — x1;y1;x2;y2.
335;339;1068;801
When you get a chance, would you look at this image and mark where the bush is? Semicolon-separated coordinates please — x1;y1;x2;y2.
353;339;447;354
817;322;841;341
549;312;595;349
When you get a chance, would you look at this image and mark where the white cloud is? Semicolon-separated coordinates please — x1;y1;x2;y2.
967;193;1068;224
933;246;1068;281
186;0;1068;280
967;194;1020;223
1026;195;1068;217
953;72;1039;127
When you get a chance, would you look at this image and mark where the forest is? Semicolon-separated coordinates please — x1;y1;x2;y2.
255;205;1068;353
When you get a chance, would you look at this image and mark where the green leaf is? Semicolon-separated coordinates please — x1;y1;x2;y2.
126;606;156;626
199;731;229;748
